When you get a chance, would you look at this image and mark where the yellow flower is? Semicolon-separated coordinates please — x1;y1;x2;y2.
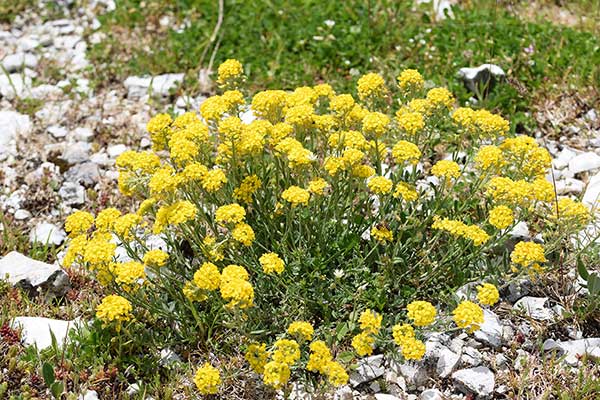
396;111;425;136
96;295;132;331
259;252;285;274
392;140;421;165
263;361;290;389
65;211;94;237
95;208;121;232
202;168;228;192
272;338;301;365
137;198;156;216
200;95;227;122
194;363;221;395
397;69;424;93
251;90;288;121
489;205;514;230
114;261;146;291
307;340;332;374
511;241;546;267
431;160;461;180
477;283;500;306
362;112;390;138
287;321;314;341
453;301;484;333
475;145;505;171
323;361;349;387
245;343;268;374
308;178;328;195
400;337;426;360
351;332;375;356
143;249;169;268
357;72;387;101
282;186;310;206
234;175;262;203
426;87;454;109
393;182;418;201
83;235;116;266
474;109;509;137
452;107;476;128
194;262;221;291
358;309;382;334
371;226;393;242
367;176;393;195
406;300;436;327
215;203;246;225
555;198;591;226
285;104;314;128
329;94;355;115
392;323;415;346
113;213;142;240
232;222;255;246
217;58;243;86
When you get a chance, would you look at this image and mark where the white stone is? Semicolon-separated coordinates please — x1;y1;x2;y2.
452;366;495;398
78;390;99;400
436;347;460;378
14;209;32;220
553;147;577;169
458;63;505;94
48;125;68;138
349;354;385;387
513;296;561;321
123;73;184;100
72;127;94;142
159;348;182;366
569;152;600;174
29;222;66;246
474;309;503;348
0;251;70;297
30;84;63;99
420;389;444;400
583;171;600;207
461;346;482;367
61;141;91;164
2;52;38;72
0;111;31;156
0;73;31;99
65;162;101;186
11;317;80;349
509;221;530;239
543;338;600;366
555;178;585;195
107;144;128;158
375;395;401;400
58;182;86;205
417;0;454;20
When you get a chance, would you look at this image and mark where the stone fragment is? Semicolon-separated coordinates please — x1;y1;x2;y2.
569;152;600;174
474;309;503;348
452;366;495;398
2;52;38;72
349;354;385;387
29;222;66;246
58;182;86;205
11;317;80;349
0;251;70;297
543;338;600;366
420;389;444;400
458;63;505;95
513;297;563;321
436;347;460;378
123;73;184;100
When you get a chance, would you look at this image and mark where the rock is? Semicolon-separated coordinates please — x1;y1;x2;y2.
29;222;66;246
78;390;99;400
64;162;100;186
513;297;562;321
569;152;600;174
107;144;128;158
14;209;32;220
461;346;482;367
553;147;578;169
502;279;532;303
474;309;503;348
392;361;429;390
58;182;86;205
349;354;385;387
0;73;31;99
30;84;63;100
0;111;31;157
555;178;585;195
458;64;505;96
436;346;460;378
420;389;444;400
543;338;600;366
61;141;91;165
72;127;94;142
585;108;598;122
159;348;182;367
455;281;479;302
2;52;38;72
11;317;80;349
583;171;600;207
123;73;184;100
374;395;400;400
333;386;354;400
48;125;68;138
452;366;495;398
417;0;454;20
0;251;70;297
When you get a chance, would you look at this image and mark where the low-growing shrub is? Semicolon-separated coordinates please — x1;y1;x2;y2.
63;60;593;394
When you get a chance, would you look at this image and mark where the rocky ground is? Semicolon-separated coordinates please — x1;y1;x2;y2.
1;1;599;399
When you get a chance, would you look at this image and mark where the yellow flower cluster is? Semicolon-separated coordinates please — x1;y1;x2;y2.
432;217;490;246
555;198;591;226
371;225;394;243
357;73;387;101
396;111;425;136
510;241;546;272
406;301;436;327
351;309;382;356
282;185;310;206
488;205;514;230
392;140;421;165
426;87;454;109
143;249;169;268
452;300;484;333
397;69;424;93
367;176;393;195
245;343;269;374
431;160;461;180
234;175;261;203
217;58;243;86
65;210;94;237
393;182;418;201
259;252;285;275
476;283;500;306
96;295;133;332
215;203;246;225
194;363;221;395
287;321;314;341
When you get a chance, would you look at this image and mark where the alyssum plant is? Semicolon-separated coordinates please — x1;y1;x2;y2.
63;60;592;394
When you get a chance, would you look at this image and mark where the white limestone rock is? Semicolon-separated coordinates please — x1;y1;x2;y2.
29;222;67;246
2;52;38;72
543;338;600;366
452;366;495;398
569;152;600;174
123;73;184;100
349;354;385;387
0;251;70;297
11;317;80;349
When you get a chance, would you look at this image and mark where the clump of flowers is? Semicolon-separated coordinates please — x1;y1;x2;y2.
61;59;596;395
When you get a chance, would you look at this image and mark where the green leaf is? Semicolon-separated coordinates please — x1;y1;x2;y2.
577;257;589;280
587;273;600;296
336;322;349;341
50;382;64;399
42;362;55;386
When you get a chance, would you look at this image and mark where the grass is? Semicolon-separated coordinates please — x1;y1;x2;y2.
88;0;600;132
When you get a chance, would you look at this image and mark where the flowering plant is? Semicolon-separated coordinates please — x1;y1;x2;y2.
63;60;593;394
